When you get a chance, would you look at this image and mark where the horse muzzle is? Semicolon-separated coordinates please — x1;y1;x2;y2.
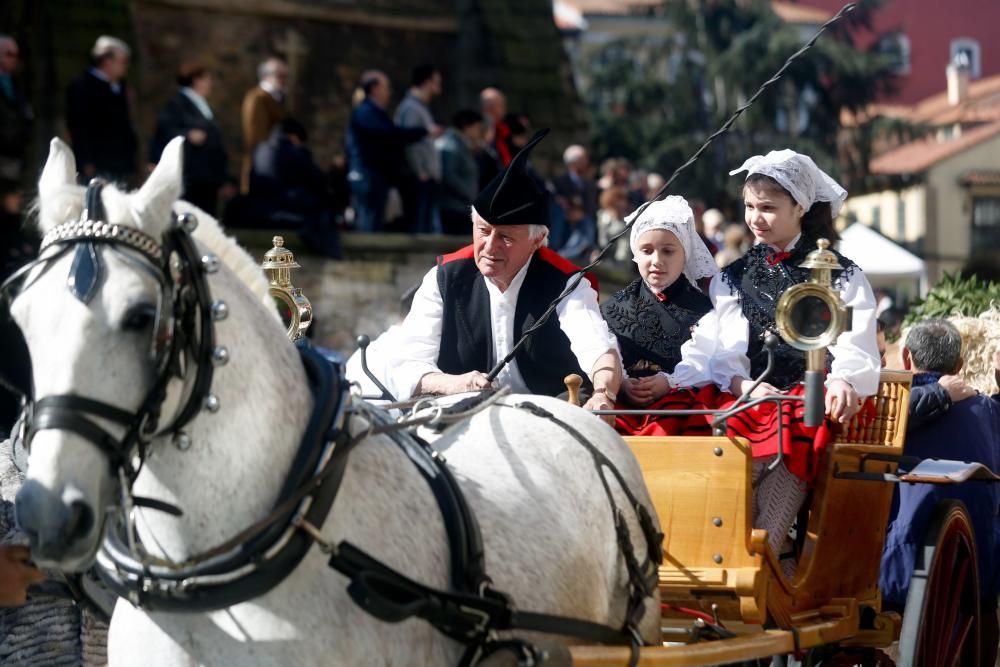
15;479;100;570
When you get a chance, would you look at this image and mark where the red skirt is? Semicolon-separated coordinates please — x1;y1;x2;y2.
614;385;842;484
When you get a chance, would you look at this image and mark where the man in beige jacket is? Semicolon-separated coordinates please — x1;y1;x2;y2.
240;57;288;194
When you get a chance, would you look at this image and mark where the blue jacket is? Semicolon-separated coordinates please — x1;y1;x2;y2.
880;372;1000;606
346;98;426;182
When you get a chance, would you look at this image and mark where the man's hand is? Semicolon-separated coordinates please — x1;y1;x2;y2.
583;391;615;426
826;378;860;423
0;545;45;607
939;375;976;404
417;371;494;395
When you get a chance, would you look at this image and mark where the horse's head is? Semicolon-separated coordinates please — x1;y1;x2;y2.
11;137;194;570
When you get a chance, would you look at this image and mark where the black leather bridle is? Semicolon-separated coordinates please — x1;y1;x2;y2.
2;179;221;486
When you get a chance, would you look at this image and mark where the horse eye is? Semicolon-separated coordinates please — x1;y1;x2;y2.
121;303;156;331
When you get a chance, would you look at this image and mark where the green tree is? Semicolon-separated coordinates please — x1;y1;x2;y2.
581;0;904;208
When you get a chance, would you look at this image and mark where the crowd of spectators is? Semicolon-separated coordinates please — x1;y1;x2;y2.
0;31;761;270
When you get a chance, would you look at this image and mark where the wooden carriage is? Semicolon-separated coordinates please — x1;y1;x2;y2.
325;229;988;666
570;369;987;666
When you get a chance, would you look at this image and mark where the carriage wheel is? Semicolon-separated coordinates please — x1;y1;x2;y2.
897;500;980;667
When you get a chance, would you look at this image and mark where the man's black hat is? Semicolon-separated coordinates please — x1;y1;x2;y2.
472;128;550;227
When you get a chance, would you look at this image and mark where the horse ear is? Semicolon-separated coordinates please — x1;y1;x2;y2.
39;138;77;198
135;136;184;231
36;139;79;234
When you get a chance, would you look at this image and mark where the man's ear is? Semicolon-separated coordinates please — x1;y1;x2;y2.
901;347;913;371
953;357;964;375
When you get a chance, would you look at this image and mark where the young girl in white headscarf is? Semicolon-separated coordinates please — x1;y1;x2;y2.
660;150;880;572
600;196;717;430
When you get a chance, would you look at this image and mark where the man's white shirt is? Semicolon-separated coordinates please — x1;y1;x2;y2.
392;255;620;398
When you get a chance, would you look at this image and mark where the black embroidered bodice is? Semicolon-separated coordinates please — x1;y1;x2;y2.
601;278;712;378
720;238;858;390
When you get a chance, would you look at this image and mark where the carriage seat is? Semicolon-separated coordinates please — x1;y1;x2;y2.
626;369;913;629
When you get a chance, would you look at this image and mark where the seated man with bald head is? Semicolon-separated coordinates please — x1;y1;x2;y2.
391;129;622;416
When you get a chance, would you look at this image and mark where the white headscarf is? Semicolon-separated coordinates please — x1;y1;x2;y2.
626;195;718;289
729;149;847;217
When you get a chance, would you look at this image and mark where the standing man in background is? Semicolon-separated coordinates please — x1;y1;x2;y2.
240;56;288;194
346;70;430;233
477;87;508;189
394;64;443;234
65;36;137;185
0;34;32;189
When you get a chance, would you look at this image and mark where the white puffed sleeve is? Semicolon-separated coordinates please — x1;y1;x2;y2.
664;276;748;389
829;269;881;397
556;275;622;380
390;266;445;399
704;275;753;390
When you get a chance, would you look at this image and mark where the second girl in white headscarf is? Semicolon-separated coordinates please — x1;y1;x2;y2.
600;195;717;414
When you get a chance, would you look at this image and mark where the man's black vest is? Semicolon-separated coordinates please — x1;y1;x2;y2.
435;245;598;397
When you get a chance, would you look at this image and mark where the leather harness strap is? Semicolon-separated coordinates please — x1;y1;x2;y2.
322;398;663;667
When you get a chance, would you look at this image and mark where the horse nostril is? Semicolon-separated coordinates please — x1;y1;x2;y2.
64;500;95;543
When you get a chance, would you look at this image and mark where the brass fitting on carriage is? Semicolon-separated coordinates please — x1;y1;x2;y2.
261;236;313;341
775;238;850;427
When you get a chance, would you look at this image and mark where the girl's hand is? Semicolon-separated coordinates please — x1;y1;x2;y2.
730;376;783;398
644;374;671;403
826;378;860;423
622;377;652;406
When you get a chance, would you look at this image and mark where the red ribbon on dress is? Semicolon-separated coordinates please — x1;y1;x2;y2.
654;291;669;303
766;250;792;266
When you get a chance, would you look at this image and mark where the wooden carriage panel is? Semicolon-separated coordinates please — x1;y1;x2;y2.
623;371;912;632
765;370;912;629
625;436;768;624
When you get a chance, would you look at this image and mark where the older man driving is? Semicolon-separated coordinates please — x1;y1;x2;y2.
391;129;622;415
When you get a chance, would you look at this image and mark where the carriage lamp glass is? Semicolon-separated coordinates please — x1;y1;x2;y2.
260;236;313;341
775;238;849;352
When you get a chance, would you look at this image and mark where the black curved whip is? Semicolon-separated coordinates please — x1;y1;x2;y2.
485;2;858;382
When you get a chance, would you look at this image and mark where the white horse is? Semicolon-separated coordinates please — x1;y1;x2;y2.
9;137;661;665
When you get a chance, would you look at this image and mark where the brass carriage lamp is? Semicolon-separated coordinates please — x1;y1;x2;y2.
775;238;850;426
261;236;313;341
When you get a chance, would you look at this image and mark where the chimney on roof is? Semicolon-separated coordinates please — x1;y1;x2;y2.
947;52;971;106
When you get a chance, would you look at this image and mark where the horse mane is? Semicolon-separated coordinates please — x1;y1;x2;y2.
33;184;273;310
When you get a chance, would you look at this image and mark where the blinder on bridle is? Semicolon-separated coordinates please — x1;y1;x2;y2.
0;179;226;483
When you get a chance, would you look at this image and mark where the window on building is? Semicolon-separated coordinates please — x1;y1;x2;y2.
971;196;1000;252
878;33;911;75
950;38;982;79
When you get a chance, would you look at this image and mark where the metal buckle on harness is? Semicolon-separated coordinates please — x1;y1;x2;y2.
457;603;493;638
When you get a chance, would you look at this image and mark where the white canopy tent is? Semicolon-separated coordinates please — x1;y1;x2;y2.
837;223;928;296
